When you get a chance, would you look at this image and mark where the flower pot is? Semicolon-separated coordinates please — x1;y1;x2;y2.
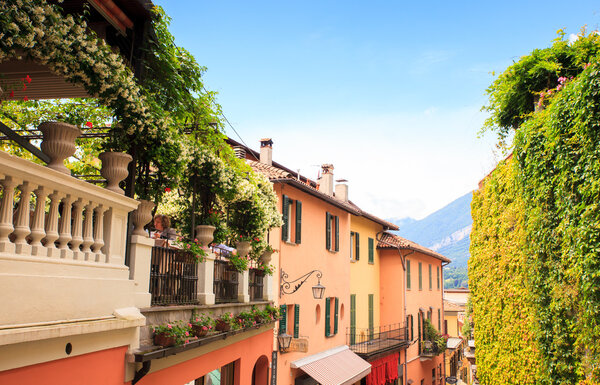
195;225;216;246
260;250;273;264
131;199;155;236
191;324;209;338
215;319;231;332
39;121;81;174
99;151;132;194
154;332;176;347
235;241;251;258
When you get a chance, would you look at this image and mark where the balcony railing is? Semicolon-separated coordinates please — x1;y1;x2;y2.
214;259;239;303
347;323;409;357
149;246;198;306
249;268;264;301
420;339;442;358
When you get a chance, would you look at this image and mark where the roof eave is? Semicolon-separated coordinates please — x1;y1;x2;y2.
271;178;360;215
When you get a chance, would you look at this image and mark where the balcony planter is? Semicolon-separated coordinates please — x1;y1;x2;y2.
195;224;216;246
99;151;132;194
39;121;81;174
215;319;231;332
131;199;155;236
154;332;176;347
235;241;251;258
191;324;209;338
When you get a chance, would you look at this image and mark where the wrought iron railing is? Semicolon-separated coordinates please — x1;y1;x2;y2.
249;268;264;301
214;259;238;303
149;246;198;306
347;323;408;355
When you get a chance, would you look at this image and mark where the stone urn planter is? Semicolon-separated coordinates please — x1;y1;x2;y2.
235;241;251;258
195;225;216;246
99;152;132;194
39;121;81;174
131;199;155;236
260;250;273;264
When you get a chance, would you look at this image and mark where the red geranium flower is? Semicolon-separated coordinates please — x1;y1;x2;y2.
85;121;93;128
164;187;171;192
23;96;29;101
25;75;31;83
9;90;14;98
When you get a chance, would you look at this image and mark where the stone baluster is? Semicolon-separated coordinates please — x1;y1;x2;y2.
12;181;34;255
70;198;85;260
0;176;19;254
92;205;107;262
57;194;73;259
81;202;96;261
30;187;49;256
44;191;63;258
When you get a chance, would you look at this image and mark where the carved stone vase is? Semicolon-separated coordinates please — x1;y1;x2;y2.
235;241;251;258
195;225;216;246
131;199;155;236
39;121;81;174
99;152;132;195
260;250;273;264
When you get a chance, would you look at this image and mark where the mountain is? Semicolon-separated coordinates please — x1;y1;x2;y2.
387;191;473;268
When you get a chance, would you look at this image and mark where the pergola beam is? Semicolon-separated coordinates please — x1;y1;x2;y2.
0;121;50;163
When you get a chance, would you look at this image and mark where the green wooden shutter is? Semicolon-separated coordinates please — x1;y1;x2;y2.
410;314;414;340
419;262;422;290
368;237;374;263
429;264;432;290
406;260;411;289
418;312;422;354
294;304;300;338
279;305;287;334
281;195;289;241
325;297;331;336
350;295;356;345
325;213;331;250
368;294;374;338
438;308;441;331
355;232;360;260
437;266;440;289
295;200;302;244
334;297;339;335
334;215;339;251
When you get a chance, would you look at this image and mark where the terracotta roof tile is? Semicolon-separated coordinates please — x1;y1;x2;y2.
247;159;292;179
377;232;451;263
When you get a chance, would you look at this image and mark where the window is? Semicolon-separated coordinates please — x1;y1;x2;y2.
325;297;339;337
438;308;441;331
368;294;374;338
325;212;339;251
281;195;302;244
406;260;411;290
429;264;432;290
350;231;360;260
437;266;440;290
350;295;356;344
368;237;374;264
432;368;436;385
279;304;300;338
418;262;422;290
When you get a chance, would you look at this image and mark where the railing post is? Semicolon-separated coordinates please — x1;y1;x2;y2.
128;234;153;308
238;269;250;303
197;252;215;305
81;201;96;260
12;181;33;255
44;190;63;258
70;198;85;260
0;176;19;254
57;194;74;259
30;187;49;257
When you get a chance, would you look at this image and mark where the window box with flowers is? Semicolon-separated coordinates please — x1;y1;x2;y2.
190;314;213;338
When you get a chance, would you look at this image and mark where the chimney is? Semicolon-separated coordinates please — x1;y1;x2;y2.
233;146;246;159
260;138;273;165
318;164;334;196
335;179;348;202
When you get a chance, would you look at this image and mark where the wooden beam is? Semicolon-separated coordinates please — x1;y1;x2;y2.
0;121;50;163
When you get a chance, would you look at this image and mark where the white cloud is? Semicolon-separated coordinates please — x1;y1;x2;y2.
568;33;579;44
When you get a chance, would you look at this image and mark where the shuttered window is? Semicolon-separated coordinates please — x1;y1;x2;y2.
437;266;440;290
334;215;339;251
407;260;411;290
417;313;422;355
334;297;339;335
368;237;374;264
368;294;374;338
294;304;300;338
279;305;287;334
325;297;331;336
281;195;289;241
437;308;441;331
355;232;360;260
326;213;339;252
295;200;302;244
350;295;356;344
419;262;423;290
429;264;432;290
326;213;331;250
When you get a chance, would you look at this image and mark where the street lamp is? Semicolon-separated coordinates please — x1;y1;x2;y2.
277;332;292;352
280;269;325;299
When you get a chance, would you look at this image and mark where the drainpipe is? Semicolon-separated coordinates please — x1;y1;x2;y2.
132;361;151;385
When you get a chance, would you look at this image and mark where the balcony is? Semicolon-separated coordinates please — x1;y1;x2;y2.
347;324;409;359
420;339;442;359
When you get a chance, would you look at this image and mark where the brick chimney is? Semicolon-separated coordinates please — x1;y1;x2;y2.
260;138;273;166
335;179;348;202
318;164;334;196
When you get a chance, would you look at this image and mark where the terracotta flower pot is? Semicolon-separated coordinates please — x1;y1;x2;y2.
191;324;209;338
235;241;251;258
131;199;155;236
195;225;216;246
154;332;176;347
39;121;81;174
99;151;132;194
215;319;231;332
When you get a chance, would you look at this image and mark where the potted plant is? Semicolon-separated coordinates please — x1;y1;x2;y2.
227;253;249;273
236;311;257;329
264;305;280;321
215;312;235;332
174;237;208;263
190;314;213;338
255;263;274;277
153;322;192;347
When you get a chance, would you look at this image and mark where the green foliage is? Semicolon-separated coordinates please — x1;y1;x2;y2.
482;29;600;141
472;34;600;384
443;266;469;289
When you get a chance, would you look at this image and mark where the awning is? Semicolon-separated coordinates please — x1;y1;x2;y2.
291;345;371;385
447;337;462;350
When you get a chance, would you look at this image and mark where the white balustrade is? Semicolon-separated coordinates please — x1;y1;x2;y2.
0;150;139;266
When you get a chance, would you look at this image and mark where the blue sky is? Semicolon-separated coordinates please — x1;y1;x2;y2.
155;0;600;219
